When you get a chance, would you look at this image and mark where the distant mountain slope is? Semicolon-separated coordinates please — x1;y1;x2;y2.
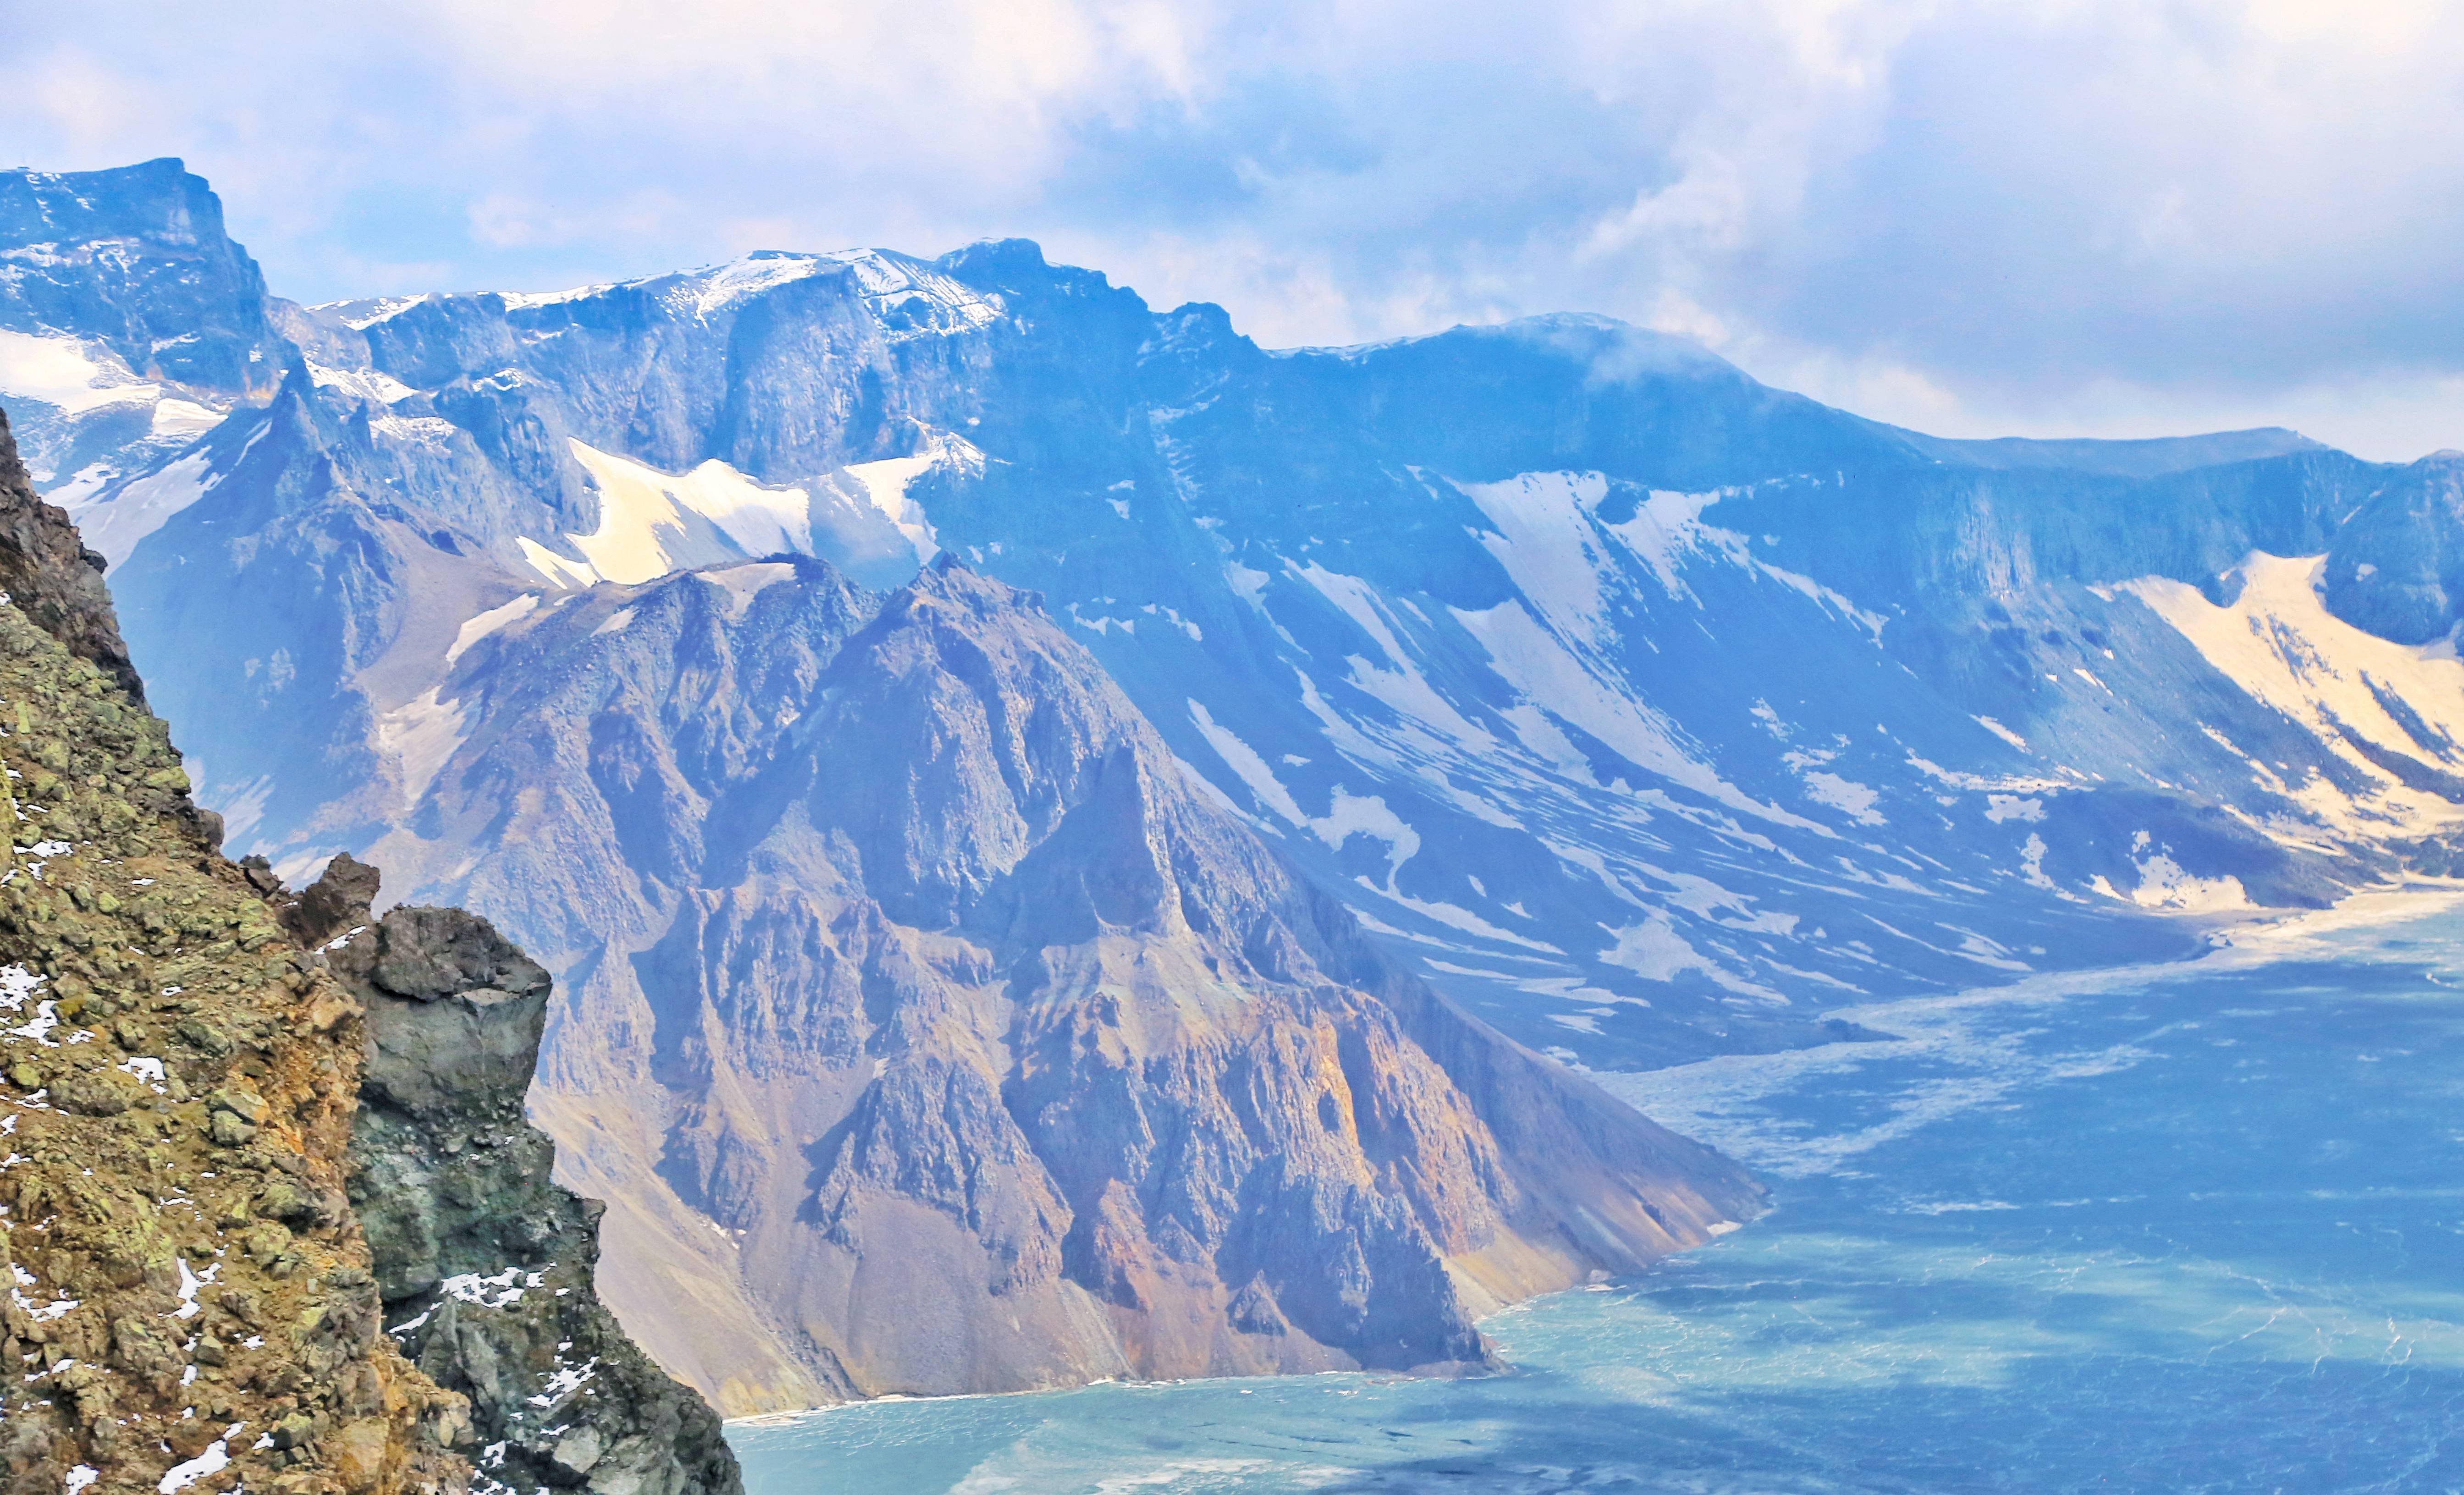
21;160;2455;1081
0;160;281;504
2321;452;2464;644
13;158;2464;1410
348;551;1761;1410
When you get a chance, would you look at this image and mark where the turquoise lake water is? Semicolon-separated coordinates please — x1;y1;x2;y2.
728;901;2464;1493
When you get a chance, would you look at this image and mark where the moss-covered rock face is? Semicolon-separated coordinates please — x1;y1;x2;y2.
0;405;739;1495
0;542;468;1495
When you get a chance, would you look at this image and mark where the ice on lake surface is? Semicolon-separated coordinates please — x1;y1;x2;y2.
728;897;2464;1493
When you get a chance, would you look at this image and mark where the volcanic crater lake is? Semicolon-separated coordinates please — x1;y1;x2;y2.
726;898;2464;1493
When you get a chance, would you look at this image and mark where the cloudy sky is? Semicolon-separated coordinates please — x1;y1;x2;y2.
8;0;2462;458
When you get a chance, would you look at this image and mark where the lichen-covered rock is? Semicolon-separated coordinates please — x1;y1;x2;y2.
0;407;464;1495
0;409;149;708
314;862;737;1495
0;405;737;1495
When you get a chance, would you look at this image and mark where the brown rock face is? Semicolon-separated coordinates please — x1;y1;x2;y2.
0;407;736;1495
0;410;465;1495
367;554;1766;1410
0;408;150;707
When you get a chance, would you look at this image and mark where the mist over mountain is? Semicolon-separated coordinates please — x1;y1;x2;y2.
10;158;2464;1414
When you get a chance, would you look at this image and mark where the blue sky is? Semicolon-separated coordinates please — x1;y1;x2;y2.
8;0;2463;459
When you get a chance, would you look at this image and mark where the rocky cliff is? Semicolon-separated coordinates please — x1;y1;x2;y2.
2321;451;2464;645
307;860;738;1495
0;406;737;1495
0;160;280;499
353;552;1765;1411
0;401;463;1495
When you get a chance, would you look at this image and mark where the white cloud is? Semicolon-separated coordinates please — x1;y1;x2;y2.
6;0;2464;457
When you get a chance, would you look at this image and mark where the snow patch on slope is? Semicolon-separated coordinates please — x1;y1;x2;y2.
845;457;941;565
0;330;158;414
521;441;816;586
1186;699;1500;942
1315;787;1420;884
1802;771;1885;825
819;250;1004;337
326;294;433;329
1458;471;1616;646
1188;700;1306;824
61;449;215;567
1293;562;1413;664
1606;490;1724;601
2114;833;2253;913
376;688;469;810
1453;598;1812;827
1290;563;1496;750
306;361;419;404
1599;914;1712;982
2123;552;2464;837
685;254;825;319
150;399;220;439
446;595;541;668
698;562;799;619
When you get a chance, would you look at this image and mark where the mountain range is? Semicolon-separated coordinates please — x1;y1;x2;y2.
9;157;2464;1414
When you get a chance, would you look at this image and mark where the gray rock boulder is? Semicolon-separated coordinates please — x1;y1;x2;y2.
308;858;739;1495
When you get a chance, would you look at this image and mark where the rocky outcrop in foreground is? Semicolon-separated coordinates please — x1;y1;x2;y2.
305;858;737;1495
0;404;463;1495
0;404;736;1495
